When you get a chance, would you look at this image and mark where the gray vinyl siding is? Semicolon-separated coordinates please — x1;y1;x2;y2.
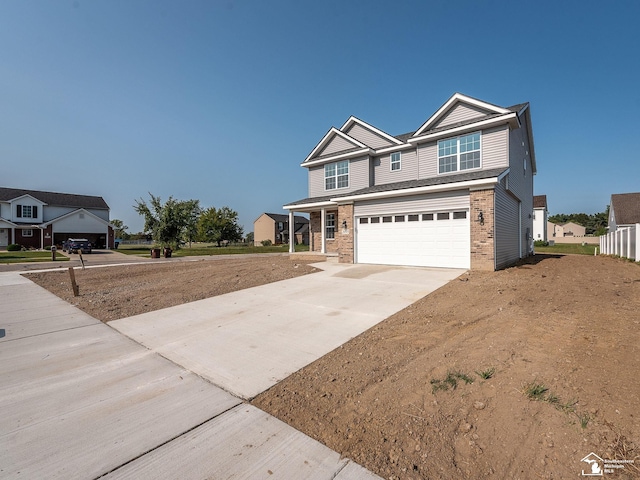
494;185;521;269
433;103;491;129
308;156;370;198
318;135;357;157
417;125;508;179
354;190;469;216
507;114;534;255
417;143;437;178
373;149;418;185
345;123;394;149
481;126;509;169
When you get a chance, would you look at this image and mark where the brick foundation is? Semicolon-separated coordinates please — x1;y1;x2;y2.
470;188;495;271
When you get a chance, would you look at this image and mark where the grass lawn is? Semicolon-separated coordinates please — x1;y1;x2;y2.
116;243;310;257
0;251;70;264
534;243;598;255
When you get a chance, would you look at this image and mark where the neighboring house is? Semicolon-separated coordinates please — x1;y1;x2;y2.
533;195;548;241
253;213;309;246
548;221;562;238
0;187;114;249
558;221;586;237
283;93;536;270
608;192;640;232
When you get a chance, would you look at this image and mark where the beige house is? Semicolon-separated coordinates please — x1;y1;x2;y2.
283;93;537;270
549;221;586;238
253;213;309;246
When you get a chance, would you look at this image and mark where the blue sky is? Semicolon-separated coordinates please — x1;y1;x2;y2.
2;0;638;233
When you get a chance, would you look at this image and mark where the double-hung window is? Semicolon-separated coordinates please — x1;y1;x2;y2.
390;152;401;171
438;132;481;174
326;213;335;239
325;160;349;190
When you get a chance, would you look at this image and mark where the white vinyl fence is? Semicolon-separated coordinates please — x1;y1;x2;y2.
599;224;639;261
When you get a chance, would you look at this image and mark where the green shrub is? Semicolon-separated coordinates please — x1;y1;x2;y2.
7;244;21;251
44;245;52;250
260;239;272;247
534;240;549;247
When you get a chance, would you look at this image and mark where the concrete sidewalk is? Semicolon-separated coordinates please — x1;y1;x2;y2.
1;262;464;478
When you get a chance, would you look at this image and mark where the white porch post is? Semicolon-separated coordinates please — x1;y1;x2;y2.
636;224;640;261
321;208;326;254
40;228;44;249
288;210;295;254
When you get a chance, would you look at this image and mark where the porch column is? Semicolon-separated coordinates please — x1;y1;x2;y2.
288;210;295;254
321;208;326;254
40;228;44;249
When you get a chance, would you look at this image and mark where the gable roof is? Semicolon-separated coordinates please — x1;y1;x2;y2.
0;187;109;210
413;93;512;137
611;192;640;225
340;116;404;146
303;128;369;165
533;195;547;209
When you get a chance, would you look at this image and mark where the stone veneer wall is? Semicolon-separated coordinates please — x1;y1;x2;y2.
336;204;354;263
470;188;495;271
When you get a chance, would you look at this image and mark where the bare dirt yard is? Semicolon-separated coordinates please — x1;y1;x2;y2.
26;254;640;479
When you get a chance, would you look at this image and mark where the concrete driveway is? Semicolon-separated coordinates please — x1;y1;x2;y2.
110;262;464;399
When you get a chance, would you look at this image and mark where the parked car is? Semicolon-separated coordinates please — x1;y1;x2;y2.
66;238;92;254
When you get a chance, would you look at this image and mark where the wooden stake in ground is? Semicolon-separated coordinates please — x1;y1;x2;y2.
68;267;79;297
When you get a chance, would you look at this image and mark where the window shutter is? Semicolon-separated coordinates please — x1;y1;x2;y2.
33;206;38;218
16;205;22;218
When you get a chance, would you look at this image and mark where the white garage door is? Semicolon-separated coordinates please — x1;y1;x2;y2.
356;211;470;269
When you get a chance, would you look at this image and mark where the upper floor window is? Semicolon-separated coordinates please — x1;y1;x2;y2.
391;152;401;171
325;160;349;190
16;204;37;218
438;132;481;174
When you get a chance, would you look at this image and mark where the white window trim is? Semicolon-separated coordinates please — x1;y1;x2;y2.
390;152;401;172
326;213;336;239
22;205;33;218
324;160;349;191
437;131;482;175
22;228;33;237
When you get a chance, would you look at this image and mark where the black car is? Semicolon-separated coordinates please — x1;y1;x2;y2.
65;238;92;254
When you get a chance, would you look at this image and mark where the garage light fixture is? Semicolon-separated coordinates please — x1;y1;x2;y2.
477;211;484;225
342;220;348;229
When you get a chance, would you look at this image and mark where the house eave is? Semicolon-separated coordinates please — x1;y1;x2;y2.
409;114;519;144
332;177;501;204
300;148;373;168
283;200;337;212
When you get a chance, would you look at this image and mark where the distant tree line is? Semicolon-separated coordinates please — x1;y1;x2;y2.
127;193;244;249
548;206;609;236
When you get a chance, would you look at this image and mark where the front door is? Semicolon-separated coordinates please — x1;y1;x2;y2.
0;228;8;247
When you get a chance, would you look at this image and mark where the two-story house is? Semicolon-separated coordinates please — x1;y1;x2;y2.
253;212;309;246
283;93;536;270
608;192;640;232
533;195;548;242
0;187;114;249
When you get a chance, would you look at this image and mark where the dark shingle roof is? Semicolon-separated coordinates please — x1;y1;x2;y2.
0;187;109;209
533;195;547;209
286;168;508;207
263;213;309;224
611;192;640;225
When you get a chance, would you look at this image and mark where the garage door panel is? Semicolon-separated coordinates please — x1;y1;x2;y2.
356;215;470;269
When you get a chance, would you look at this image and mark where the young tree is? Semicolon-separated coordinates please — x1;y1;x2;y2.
245;232;254;244
134;193;199;249
110;219;130;240
182;199;201;247
197;206;244;246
